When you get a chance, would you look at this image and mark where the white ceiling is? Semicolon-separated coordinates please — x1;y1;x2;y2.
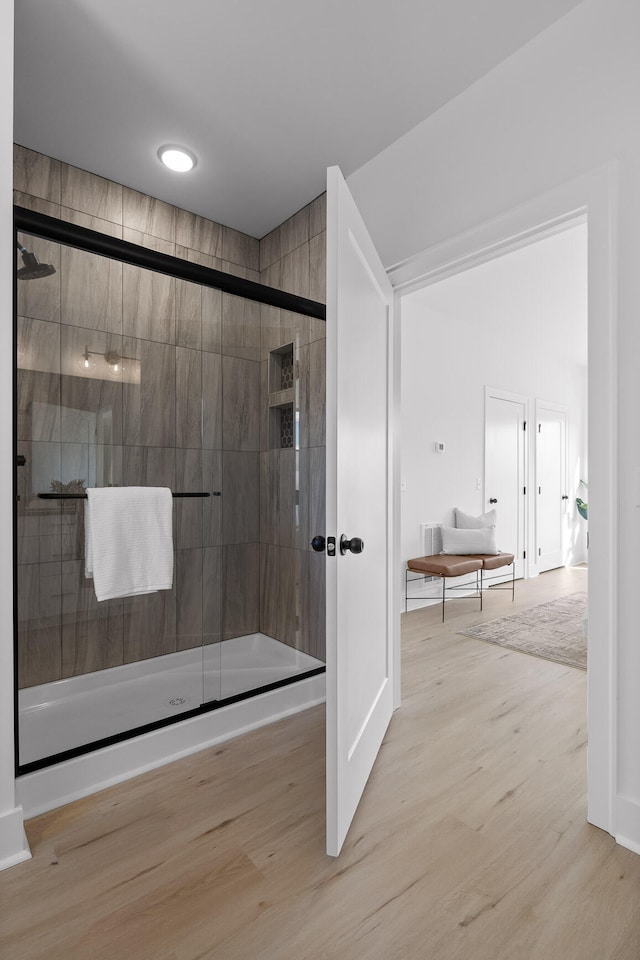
14;0;582;239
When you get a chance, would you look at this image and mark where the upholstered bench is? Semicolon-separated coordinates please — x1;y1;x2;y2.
405;552;515;621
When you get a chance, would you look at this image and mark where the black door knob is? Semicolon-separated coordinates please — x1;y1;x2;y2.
340;535;364;556
561;494;569;500
311;535;326;553
489;498;498;504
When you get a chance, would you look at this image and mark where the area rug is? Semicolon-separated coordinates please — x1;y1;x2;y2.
459;592;587;670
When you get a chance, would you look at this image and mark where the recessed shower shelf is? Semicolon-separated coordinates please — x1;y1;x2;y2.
268;342;297;449
268;387;295;409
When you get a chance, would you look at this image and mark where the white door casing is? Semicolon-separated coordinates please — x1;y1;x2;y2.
484;388;527;579
536;401;568;573
325;166;395;858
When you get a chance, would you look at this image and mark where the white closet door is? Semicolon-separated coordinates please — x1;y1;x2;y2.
484;389;527;579
536;402;568;573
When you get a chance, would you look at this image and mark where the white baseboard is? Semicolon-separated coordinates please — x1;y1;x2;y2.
616;795;640;856
0;806;31;871
617;835;640;856
17;673;325;820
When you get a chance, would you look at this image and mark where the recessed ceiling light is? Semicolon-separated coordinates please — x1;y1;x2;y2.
157;144;197;173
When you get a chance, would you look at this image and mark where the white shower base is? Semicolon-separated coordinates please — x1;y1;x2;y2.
18;634;324;767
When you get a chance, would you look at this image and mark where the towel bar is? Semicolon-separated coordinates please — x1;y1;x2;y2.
37;491;215;499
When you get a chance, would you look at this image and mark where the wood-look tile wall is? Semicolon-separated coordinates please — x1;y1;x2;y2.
258;195;326;662
14;144;266;687
15;145;326;689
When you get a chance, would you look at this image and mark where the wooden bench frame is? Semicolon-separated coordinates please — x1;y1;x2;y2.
405;553;515;621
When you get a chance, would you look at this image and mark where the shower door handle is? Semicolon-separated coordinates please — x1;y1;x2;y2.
16;454;26;466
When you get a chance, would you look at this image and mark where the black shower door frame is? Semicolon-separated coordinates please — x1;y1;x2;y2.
13;205;326;776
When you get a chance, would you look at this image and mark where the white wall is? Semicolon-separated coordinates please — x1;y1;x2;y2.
348;0;640;269
348;0;640;851
401;225;588;568
0;0;30;869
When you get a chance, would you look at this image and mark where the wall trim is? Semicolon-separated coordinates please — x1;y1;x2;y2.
0;805;31;872
389;204;586;295
393;163;619;842
616;796;640;856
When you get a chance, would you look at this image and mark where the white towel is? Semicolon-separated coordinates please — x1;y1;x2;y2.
85;486;174;602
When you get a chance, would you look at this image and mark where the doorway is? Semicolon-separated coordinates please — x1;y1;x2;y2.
399;223;588;587
393;167;617;840
398;219;593;819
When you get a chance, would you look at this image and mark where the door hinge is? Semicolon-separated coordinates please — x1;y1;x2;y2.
523;420;527;431
523;550;526;559
523;486;526;495
539;547;542;556
538;423;541;433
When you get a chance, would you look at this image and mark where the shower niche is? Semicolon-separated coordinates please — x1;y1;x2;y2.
268;343;296;449
14;208;326;772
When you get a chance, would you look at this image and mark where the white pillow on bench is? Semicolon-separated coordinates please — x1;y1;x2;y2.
441;525;498;555
454;507;497;529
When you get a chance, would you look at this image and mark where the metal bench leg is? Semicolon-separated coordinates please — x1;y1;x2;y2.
480;568;483;612
512;561;515;601
442;576;446;622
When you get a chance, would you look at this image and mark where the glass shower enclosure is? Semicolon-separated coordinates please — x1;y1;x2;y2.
14;208;326;771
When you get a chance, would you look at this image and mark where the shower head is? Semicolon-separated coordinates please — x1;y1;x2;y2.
16;243;56;280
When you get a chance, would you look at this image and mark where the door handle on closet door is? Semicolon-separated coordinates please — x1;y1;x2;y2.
489;498;498;504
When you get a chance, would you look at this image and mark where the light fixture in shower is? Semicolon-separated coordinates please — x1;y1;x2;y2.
79;346;140;381
16;241;56;280
157;144;197;173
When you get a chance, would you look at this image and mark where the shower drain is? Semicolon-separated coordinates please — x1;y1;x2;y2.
169;697;187;706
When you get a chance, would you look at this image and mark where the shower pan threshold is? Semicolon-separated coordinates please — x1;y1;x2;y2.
18;634;324;768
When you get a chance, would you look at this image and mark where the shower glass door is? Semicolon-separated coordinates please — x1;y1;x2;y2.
202;297;326;704
15;216;325;772
15;232;217;767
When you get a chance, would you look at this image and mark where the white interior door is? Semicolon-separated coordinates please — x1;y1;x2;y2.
324;166;394;857
536;402;568;572
484;389;527;579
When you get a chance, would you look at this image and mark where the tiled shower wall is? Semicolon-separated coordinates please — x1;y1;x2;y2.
259;197;327;661
14;144;326;687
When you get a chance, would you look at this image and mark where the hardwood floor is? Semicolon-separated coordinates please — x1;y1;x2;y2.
2;564;639;959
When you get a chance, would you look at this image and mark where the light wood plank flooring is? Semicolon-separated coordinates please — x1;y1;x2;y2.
2;565;639;960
